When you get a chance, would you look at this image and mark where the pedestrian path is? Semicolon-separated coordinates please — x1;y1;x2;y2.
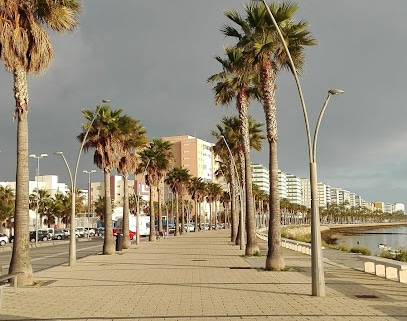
1;229;407;320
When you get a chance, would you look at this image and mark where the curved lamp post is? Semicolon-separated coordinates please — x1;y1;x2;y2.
253;0;344;296
29;153;48;245
54;99;110;266
220;135;245;251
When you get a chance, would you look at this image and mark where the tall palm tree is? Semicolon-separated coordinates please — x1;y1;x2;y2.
189;177;206;231
211;116;241;243
138;138;173;241
223;2;316;269
0;186;15;237
208;45;261;255
79;105;133;254
2;0;82;285
117;118;149;249
206;182;223;229
165;167;191;236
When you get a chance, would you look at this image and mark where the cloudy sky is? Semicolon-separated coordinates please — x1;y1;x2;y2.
0;1;406;205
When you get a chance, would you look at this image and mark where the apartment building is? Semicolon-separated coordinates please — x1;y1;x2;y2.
162;135;215;182
278;170;287;200
250;164;269;194
286;174;302;205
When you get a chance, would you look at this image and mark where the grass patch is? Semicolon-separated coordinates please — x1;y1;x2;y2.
32;280;47;286
336;244;351;252
350;246;371;255
253;251;263;257
379;249;407;262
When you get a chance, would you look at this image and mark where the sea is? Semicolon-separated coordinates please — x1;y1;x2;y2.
335;225;407;255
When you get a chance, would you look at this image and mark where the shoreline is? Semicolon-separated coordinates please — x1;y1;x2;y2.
281;222;407;244
322;222;407;244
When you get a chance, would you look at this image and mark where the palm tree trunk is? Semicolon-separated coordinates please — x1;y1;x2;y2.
9;67;33;285
122;174;131;249
261;60;285;270
149;186;156;241
158;182;163;233
229;158;238;243
103;170;115;254
174;194;180;236
238;93;259;255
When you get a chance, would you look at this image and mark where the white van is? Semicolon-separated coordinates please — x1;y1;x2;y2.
75;227;85;237
116;215;150;236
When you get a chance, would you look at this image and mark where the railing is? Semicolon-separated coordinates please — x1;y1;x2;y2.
256;229;313;255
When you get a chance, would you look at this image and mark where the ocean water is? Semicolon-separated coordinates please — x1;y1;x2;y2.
335;225;407;255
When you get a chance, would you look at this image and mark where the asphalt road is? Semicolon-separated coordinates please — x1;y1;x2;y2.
0;237;104;274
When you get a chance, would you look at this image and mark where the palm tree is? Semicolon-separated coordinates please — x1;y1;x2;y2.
138;138;173;241
211;116;241;243
208;45;262;255
117;118;149;249
0;186;15;237
206;182;223;229
189;177;206;231
1;0;82;286
223;2;316;270
165;167;191;236
79;105;133;254
29;189;51;229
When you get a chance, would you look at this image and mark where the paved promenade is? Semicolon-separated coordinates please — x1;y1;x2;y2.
1;229;407;321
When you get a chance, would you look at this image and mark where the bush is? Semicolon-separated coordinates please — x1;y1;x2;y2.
350;246;371;255
336;244;350;252
397;250;407;262
379;251;394;259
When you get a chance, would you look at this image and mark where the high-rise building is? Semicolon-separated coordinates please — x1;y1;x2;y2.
250;164;269;193
286;174;302;204
162;135;216;182
278;170;287;199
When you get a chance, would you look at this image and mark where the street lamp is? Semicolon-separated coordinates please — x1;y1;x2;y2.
83;169;96;237
253;0;344;296
29;153;48;245
54;99;109;266
220;135;244;251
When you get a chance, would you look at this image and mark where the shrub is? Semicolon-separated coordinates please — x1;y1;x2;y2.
350;246;371;255
379;251;394;259
336;244;350;252
395;250;407;262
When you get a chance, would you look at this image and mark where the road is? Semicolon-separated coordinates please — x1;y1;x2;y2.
0;237;104;274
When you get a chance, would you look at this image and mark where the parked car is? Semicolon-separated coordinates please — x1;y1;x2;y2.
37;229;52;240
0;233;9;246
53;229;66;240
112;228;137;241
29;230;49;242
95;227;105;236
179;223;195;232
84;227;96;237
75;227;85;237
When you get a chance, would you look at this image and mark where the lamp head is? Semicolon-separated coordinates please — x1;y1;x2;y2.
328;89;344;95
40;153;48;158
102;99;111;103
54;151;63;156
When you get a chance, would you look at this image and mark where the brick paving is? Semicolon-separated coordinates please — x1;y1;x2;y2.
0;229;407;321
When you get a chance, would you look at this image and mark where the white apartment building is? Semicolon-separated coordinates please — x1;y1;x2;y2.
278;170;287;200
300;179;330;209
286;174;302;205
394;203;405;213
250;164;269;194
